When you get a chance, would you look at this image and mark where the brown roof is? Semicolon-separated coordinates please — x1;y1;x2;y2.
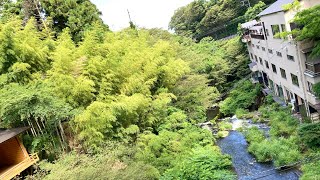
0;127;30;144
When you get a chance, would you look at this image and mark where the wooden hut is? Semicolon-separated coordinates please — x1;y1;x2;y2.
0;127;39;180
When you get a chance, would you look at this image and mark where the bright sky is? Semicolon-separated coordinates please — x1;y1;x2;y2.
91;0;194;31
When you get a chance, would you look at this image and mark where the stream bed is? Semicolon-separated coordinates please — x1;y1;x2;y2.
216;119;300;180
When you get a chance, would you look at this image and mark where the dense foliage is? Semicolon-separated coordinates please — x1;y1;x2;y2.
298;123;320;149
0;0;107;41
161;146;235;180
242;103;302;167
0;8;252;177
291;4;320;57
170;0;275;40
220;80;261;116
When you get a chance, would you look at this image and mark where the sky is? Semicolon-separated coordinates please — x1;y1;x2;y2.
91;0;194;31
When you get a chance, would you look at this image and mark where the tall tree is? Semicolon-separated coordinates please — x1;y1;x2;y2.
39;0;107;42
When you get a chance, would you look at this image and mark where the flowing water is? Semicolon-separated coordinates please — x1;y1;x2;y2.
216;118;300;180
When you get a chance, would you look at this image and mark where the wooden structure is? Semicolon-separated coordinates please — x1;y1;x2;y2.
0;127;39;180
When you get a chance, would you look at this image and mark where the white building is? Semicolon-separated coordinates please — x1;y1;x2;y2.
241;0;320;120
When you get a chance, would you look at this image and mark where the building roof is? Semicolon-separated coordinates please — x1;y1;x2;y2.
241;20;258;29
0;127;29;144
258;0;294;17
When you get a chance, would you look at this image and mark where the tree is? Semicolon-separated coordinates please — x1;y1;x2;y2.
244;1;267;21
172;74;219;122
298;123;320;148
169;0;208;38
292;5;320;57
39;0;107;42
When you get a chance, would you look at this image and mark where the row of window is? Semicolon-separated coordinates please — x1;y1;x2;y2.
250;52;294;62
256;57;299;87
269;78;314;99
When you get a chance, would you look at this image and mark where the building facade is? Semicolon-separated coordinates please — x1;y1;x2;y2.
241;0;320;120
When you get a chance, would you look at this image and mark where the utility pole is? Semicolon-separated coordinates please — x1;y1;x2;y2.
127;9;136;29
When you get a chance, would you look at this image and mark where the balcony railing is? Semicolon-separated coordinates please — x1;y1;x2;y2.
0;153;39;180
250;34;265;40
304;70;320;77
305;61;320;77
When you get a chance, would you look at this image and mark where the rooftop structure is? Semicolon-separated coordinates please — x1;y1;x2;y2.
0;127;39;180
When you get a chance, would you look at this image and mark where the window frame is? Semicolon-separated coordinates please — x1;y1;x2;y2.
280;68;287;79
287;55;294;61
268;49;273;54
291;73;299;87
276;51;282;57
265;60;269;69
272;64;277;73
271;25;280;38
259;57;263;65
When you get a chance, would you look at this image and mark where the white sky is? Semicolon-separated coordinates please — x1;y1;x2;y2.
91;0;194;31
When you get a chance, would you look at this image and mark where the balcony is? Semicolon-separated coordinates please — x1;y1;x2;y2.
250;34;265;40
0;154;39;180
304;57;320;78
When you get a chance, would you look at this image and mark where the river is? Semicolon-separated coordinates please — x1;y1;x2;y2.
216;118;300;180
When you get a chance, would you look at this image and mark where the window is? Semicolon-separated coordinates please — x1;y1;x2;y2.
259;57;263;65
265;60;269;69
250;53;254;59
265;29;269;36
281;24;286;32
272;64;277;73
262;47;266;51
255;55;258;62
280;68;286;79
287;55;294;61
271;25;280;38
291;73;299;87
307;81;315;94
276;51;282;57
256;45;260;49
268;49;273;54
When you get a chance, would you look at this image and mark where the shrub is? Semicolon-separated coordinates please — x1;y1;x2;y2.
161;146;235;180
248;140;272;162
248;137;301;167
301;152;320;180
264;94;274;105
298;123;320;148
244;126;265;144
218;121;233;131
32;150;160;180
220;80;261;116
235;108;253;119
269;111;298;138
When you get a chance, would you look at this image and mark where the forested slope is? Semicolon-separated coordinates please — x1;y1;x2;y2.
169;0;275;40
0;19;248;178
0;1;253;179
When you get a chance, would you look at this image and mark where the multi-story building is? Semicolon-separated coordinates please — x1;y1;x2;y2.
241;0;320;120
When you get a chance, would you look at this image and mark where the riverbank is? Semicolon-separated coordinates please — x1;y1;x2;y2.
216;118;300;180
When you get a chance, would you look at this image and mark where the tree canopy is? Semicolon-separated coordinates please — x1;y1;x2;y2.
169;0;275;40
